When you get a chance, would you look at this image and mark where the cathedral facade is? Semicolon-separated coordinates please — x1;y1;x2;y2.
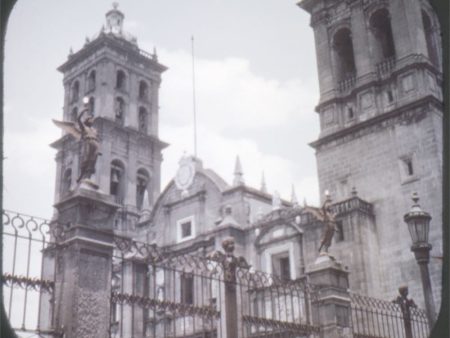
51;1;442;328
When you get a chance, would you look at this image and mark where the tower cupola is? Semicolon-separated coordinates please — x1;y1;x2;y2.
105;2;124;34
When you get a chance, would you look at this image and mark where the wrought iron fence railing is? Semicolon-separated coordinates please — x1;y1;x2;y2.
351;292;429;338
111;235;224;338
236;268;320;338
2;209;431;338
2;210;66;337
109;235;321;338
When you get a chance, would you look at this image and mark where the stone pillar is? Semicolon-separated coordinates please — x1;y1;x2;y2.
307;255;353;338
210;236;249;338
53;186;118;338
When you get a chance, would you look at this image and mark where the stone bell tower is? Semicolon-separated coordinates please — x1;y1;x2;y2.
51;4;168;235
299;0;443;305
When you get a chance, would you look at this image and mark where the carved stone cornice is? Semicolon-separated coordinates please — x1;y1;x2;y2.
311;96;441;150
58;34;167;74
310;9;330;27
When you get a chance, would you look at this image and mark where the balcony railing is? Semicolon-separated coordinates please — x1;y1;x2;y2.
376;56;396;78
331;196;374;216
337;73;356;93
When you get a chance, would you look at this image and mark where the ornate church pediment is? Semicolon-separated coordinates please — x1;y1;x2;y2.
254;221;303;249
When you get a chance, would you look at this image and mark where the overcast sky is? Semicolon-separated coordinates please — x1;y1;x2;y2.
4;0;320;218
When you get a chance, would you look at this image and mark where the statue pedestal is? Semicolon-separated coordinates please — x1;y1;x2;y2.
306;255;353;338
53;186;119;338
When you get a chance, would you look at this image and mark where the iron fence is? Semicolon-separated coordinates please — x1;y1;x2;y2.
110;236;321;338
3;209;432;338
2;210;66;337
111;236;223;338
351;292;429;338
236;268;320;338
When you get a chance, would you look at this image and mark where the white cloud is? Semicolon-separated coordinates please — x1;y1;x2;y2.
157;47;317;131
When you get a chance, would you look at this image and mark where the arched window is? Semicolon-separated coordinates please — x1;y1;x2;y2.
115;97;125;125
87;70;96;92
369;9;396;62
86;96;95;116
332;28;356;82
71;107;78;122
136;169;150;210
138;107;148;133
71;81;80;103
110;160;125;204
62;168;72;195
422;10;439;68
116;70;126;91
138;81;149;100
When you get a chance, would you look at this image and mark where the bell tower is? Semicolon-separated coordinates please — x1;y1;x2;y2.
299;0;442;304
52;4;168;235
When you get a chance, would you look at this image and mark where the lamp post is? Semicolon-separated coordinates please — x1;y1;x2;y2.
403;192;436;328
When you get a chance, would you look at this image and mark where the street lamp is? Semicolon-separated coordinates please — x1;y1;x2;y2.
403;192;436;328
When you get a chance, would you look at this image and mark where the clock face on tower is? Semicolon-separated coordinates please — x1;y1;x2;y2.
175;156;195;191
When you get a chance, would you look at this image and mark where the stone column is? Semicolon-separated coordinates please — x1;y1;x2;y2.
210;236;248;338
53;186;119;338
306;255;353;338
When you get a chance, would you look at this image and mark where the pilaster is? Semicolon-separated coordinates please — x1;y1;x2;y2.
53;186;119;338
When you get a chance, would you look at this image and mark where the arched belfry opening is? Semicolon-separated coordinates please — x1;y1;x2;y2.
115;97;125;125
369;8;396;62
138;80;149;101
421;10;439;68
110;160;125;204
136;169;150;210
138;107;148;133
87;70;96;92
71;81;80;103
332;28;356;82
88;96;95;116
116;70;127;91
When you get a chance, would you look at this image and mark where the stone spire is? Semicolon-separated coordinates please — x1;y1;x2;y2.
291;184;299;207
272;190;282;210
233;156;244;186
260;171;267;193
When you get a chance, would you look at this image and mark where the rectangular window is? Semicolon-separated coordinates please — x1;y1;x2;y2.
401;157;414;177
406;159;414;176
181;221;192;238
272;253;291;282
180;273;194;304
399;154;418;184
177;216;195;242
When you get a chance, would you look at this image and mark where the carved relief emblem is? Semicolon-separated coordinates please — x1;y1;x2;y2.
175;155;195;194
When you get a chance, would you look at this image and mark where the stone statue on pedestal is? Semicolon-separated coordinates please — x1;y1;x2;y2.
303;193;337;255
53;100;100;189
